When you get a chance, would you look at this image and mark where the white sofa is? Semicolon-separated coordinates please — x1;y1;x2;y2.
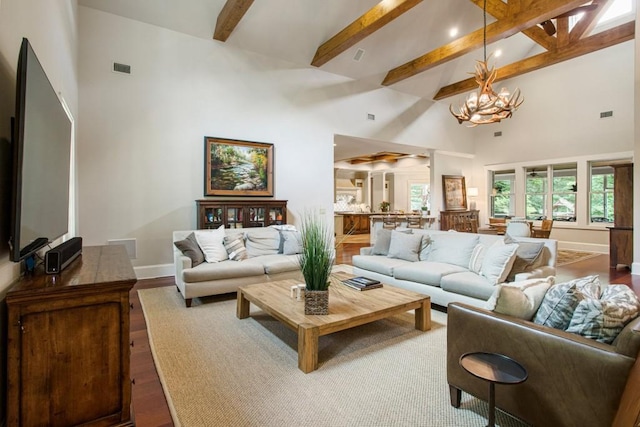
173;227;302;307
353;229;557;308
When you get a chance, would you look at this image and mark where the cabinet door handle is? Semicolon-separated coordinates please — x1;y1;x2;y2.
130;303;134;310
130;341;134;347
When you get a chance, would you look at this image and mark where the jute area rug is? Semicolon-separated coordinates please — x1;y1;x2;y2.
139;283;527;426
556;249;602;266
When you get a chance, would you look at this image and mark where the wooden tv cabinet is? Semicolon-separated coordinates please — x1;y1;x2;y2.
6;245;136;427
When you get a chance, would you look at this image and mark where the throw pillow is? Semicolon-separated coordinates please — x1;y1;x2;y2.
195;226;228;263
479;241;518;285
504;234;546;282
387;231;423;262
245;228;281;257
427;233;479;268
371;228;412;256
533;275;601;330
223;233;247;261
282;230;303;255
566;284;640;344
485;276;555;320
173;232;205;267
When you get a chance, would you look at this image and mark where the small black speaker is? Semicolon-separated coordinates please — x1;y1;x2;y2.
45;237;82;274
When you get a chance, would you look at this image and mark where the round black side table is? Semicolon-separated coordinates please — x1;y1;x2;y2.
459;352;528;427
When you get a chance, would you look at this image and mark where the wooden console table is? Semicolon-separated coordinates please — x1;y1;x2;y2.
440;210;479;232
6;245;136;426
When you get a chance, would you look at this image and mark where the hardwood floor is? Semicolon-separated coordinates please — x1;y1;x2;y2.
129;240;638;426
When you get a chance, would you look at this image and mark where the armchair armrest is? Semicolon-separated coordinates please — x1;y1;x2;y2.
174;251;192;289
447;303;636;427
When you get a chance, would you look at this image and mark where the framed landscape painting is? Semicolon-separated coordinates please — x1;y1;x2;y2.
442;175;467;211
205;137;274;196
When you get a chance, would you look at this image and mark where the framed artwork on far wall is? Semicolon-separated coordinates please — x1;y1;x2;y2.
204;137;274;196
442;175;467;211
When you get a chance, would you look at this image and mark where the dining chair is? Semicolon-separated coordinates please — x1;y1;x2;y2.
531;219;554;238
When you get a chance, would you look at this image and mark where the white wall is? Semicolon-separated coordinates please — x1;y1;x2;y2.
0;0;78;291
77;7;469;272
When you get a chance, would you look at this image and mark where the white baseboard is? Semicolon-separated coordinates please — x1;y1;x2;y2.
134;263;174;280
632;262;640;275
557;241;608;254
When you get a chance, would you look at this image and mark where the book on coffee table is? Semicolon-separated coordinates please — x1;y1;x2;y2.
341;277;383;291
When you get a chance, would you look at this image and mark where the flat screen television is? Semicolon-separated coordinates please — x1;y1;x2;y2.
9;38;72;263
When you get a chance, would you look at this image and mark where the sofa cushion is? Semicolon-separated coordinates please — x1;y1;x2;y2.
533;275;601;330
504;235;546;282
245;254;301;275
440;272;495;300
394;261;468;287
223;234;248;261
195;226;228;263
174;232;205;267
182;260;264;283
387;231;423;262
427;233;479;268
245;228;281;257
480;242;518;285
352;255;412;277
418;234;432;261
486;276;555;320
566;284;640;344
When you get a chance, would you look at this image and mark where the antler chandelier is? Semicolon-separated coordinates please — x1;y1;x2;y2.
450;0;523;126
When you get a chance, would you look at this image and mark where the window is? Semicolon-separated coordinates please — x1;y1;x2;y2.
491;170;514;218
409;182;429;212
590;163;615;223
525;167;547;220
552;163;577;222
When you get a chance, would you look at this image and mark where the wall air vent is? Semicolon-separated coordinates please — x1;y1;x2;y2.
494;131;502;137
367;113;375;121
112;62;131;75
353;48;365;62
600;110;613;118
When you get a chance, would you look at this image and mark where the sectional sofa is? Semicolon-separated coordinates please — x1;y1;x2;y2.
352;229;557;308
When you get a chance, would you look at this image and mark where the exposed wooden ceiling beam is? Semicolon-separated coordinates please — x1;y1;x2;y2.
213;0;254;42
570;0;614;42
382;0;587;86
469;0;556;51
311;0;423;67
433;20;634;100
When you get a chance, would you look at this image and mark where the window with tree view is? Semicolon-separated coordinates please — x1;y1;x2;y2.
491;170;514;218
551;163;577;222
590;163;614;223
409;183;430;212
525;167;547;220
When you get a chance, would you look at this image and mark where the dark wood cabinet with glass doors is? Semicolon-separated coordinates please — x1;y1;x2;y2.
196;199;287;229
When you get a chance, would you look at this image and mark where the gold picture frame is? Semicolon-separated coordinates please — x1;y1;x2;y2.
442;175;467;211
205;137;274;196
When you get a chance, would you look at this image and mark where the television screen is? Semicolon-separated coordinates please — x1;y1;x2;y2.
10;38;72;262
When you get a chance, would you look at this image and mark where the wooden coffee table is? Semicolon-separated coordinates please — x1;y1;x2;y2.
236;271;431;373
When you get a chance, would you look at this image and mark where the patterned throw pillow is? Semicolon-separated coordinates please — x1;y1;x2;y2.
173;232;205;267
566;285;640;344
533;275;601;330
224;234;247;261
